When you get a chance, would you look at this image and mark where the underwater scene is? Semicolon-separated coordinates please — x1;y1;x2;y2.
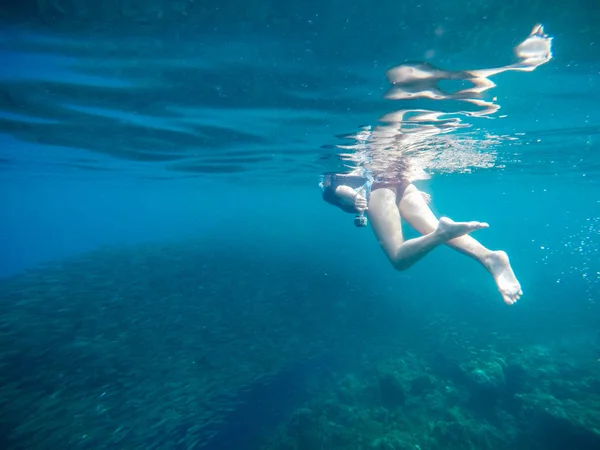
0;1;599;449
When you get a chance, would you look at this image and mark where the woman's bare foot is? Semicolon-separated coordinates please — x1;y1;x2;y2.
483;250;523;305
435;216;489;241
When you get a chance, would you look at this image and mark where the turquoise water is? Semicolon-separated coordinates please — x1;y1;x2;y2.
0;1;599;449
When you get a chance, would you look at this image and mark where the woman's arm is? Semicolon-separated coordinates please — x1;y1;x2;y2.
334;185;359;202
322;184;367;214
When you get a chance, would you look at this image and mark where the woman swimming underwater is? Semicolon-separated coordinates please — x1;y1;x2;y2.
320;170;522;305
319;23;555;305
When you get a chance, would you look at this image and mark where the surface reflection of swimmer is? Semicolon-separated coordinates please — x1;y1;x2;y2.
384;24;553;117
320;169;522;305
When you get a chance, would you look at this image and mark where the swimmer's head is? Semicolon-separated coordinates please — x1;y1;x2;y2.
319;173;334;191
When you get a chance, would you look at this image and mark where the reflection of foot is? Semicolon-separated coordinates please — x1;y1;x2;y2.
435;216;489;241
484;251;523;305
420;192;432;205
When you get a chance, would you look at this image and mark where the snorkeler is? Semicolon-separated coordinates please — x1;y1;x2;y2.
320;171;522;305
318;24;555;305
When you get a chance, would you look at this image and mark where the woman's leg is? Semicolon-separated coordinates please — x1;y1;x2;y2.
399;185;493;261
397;184;522;304
367;187;488;271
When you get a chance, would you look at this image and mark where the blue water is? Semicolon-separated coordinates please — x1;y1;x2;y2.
0;1;599;449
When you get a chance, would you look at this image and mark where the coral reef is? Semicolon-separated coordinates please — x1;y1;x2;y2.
1;240;599;450
260;336;600;450
0;240;388;449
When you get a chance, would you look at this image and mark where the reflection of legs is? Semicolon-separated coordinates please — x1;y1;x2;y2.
367;187;487;271
398;184;523;305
